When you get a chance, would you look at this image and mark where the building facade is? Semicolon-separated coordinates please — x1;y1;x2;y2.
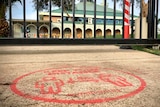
13;1;137;38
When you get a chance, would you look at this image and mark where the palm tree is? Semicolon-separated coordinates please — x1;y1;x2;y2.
0;0;21;37
32;0;72;16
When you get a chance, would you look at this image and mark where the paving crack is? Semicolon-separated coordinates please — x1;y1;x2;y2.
0;82;13;85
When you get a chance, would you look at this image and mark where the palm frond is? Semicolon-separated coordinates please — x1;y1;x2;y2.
32;0;73;11
0;0;22;6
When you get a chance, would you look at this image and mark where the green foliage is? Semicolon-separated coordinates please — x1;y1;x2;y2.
32;0;73;11
0;0;21;19
0;0;21;5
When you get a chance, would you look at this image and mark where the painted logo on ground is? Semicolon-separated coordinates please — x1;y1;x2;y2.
10;65;146;104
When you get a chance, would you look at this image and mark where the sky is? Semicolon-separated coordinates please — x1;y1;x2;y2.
6;0;159;21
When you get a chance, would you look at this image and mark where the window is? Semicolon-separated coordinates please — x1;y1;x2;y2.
106;19;113;24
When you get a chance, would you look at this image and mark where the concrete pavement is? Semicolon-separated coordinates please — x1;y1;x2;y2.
0;45;160;107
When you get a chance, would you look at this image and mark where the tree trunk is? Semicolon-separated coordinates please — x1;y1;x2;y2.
0;3;9;37
141;0;148;17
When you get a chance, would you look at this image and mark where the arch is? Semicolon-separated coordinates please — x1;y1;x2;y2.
76;28;82;38
86;29;92;38
52;27;60;38
26;24;37;28
115;29;121;35
13;23;23;38
26;24;37;38
106;29;112;36
96;29;102;37
64;28;72;38
39;24;49;30
40;26;49;38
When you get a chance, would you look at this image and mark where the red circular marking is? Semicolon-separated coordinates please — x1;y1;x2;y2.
10;67;146;104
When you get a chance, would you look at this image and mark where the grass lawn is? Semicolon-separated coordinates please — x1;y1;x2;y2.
131;45;160;56
87;35;123;39
91;34;160;39
158;34;160;39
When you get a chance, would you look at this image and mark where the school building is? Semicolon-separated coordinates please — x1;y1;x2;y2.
12;0;137;38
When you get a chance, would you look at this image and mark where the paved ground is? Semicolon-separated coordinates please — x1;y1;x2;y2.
0;45;160;107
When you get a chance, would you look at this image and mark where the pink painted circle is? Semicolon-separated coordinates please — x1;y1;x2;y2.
10;66;146;104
